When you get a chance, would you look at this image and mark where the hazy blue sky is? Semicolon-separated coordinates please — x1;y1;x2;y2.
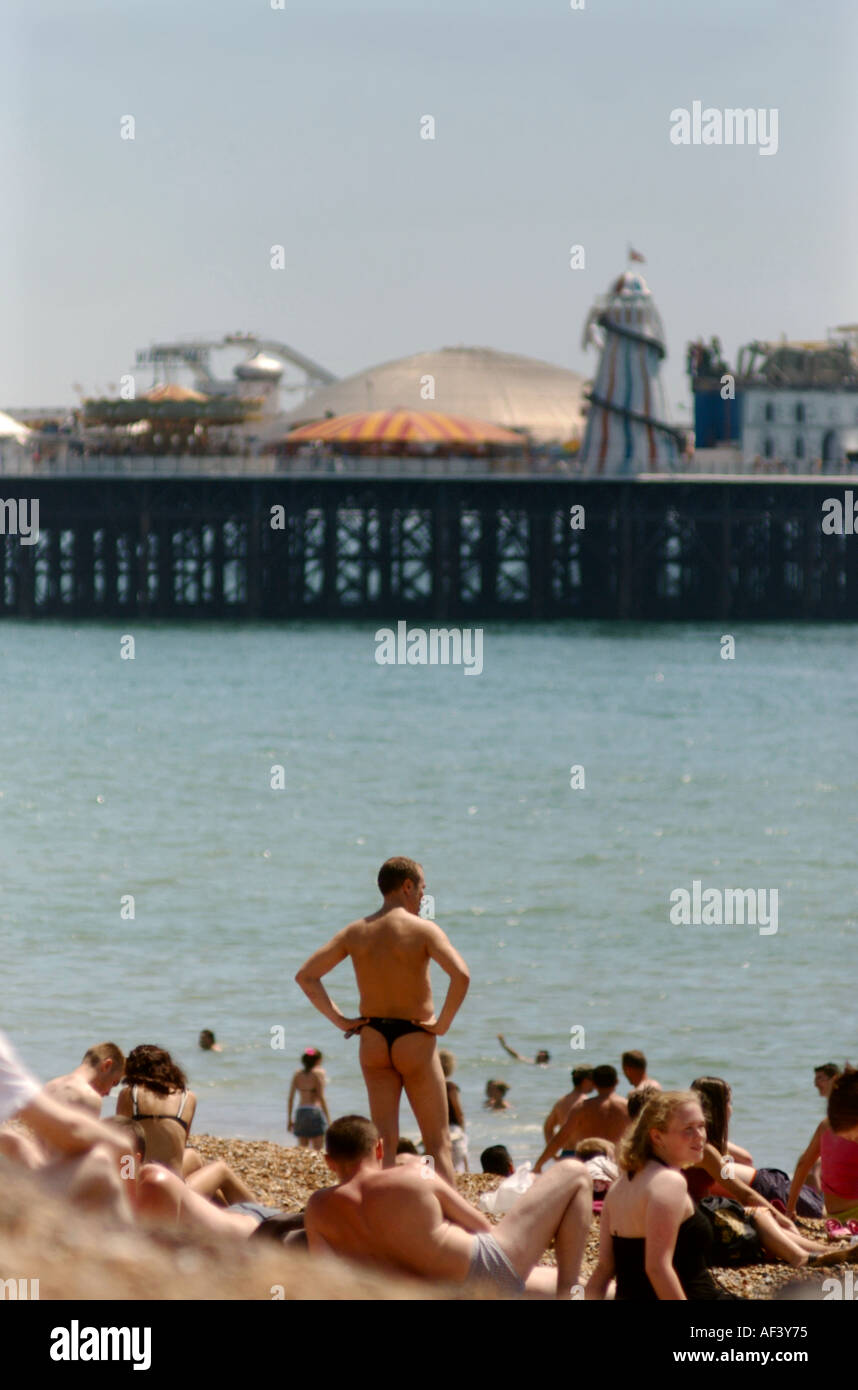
3;0;856;416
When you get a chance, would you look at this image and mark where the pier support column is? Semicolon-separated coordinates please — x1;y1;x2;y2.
719;487;732;619
433;484;452;620
617;486;633;619
247;482;262;617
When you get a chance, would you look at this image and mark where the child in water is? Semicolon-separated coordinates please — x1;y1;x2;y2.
287;1048;330;1150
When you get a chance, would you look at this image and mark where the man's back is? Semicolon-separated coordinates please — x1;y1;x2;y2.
308;1164;474;1280
345;908;438;1017
566;1092;628;1146
545;1088;586;1140
42;1073;101;1117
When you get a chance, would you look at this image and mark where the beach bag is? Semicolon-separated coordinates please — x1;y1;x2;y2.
751;1167;824;1218
479;1164;534;1215
700;1196;764;1266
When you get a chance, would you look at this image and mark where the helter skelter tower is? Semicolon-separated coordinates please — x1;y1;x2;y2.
579;267;684;475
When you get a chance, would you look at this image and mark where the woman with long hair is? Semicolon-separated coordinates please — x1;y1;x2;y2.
116;1044;255;1205
687;1075;839;1266
587;1090;738;1300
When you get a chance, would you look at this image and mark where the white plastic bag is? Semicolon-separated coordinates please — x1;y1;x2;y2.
479;1163;535;1215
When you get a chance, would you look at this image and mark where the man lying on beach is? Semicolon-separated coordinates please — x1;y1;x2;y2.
543;1066;595;1143
295;857;470;1186
533;1064;629;1172
43;1043;125;1118
304;1115;592;1298
0;1028;133;1220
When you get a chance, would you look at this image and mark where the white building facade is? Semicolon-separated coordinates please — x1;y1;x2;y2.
742;387;858;469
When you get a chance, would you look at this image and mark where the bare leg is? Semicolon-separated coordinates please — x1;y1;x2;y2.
137;1165;257;1240
359;1029;404;1168
752;1209;809;1266
41;1143;131;1224
310;1135;324;1151
187;1159;255;1205
0;1129;45;1169
392;1032;455;1187
182;1148;204;1179
493;1159;592;1297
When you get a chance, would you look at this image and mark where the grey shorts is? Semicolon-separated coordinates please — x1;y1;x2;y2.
227;1201;283;1224
466;1232;526;1296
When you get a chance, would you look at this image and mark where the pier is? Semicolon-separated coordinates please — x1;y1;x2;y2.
0;474;855;621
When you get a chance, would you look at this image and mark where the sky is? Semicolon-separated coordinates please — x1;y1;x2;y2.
3;0;856;418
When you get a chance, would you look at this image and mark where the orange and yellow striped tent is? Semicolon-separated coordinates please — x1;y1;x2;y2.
285;409;524;447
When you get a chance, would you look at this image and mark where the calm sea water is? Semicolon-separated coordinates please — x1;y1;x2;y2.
1;620;855;1170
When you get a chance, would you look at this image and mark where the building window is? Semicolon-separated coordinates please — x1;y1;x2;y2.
795;402;805;423
764;402;774;422
795;435;805;459
764;437;774;458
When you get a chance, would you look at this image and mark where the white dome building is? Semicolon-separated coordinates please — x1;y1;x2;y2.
284;346;587;445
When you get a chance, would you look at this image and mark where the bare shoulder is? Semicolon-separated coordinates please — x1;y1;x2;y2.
305;1186;335;1225
648;1166;689;1201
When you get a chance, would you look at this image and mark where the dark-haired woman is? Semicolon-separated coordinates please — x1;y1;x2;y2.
687;1076;836;1267
117;1044;255;1205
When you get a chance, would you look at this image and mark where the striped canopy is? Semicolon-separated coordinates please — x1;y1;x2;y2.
143;383;209;403
285;408;524;446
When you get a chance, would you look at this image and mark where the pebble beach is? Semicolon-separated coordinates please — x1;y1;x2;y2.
189;1133;855;1299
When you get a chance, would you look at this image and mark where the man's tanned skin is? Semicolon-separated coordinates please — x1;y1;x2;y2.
305;1121;592;1298
533;1070;629;1173
295;861;469;1186
43;1047;124;1118
543;1071;595;1144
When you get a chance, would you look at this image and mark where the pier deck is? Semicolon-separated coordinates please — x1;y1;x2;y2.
0;475;855;621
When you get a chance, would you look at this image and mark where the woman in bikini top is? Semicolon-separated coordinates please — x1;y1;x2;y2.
115;1044;197;1177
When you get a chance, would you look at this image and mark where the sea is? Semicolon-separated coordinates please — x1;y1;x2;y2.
1;619;855;1170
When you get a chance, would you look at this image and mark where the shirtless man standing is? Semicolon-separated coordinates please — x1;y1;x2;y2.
543;1066;595;1144
43;1043;125;1117
295;857;469;1186
305;1115;592;1298
533;1064;629;1172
